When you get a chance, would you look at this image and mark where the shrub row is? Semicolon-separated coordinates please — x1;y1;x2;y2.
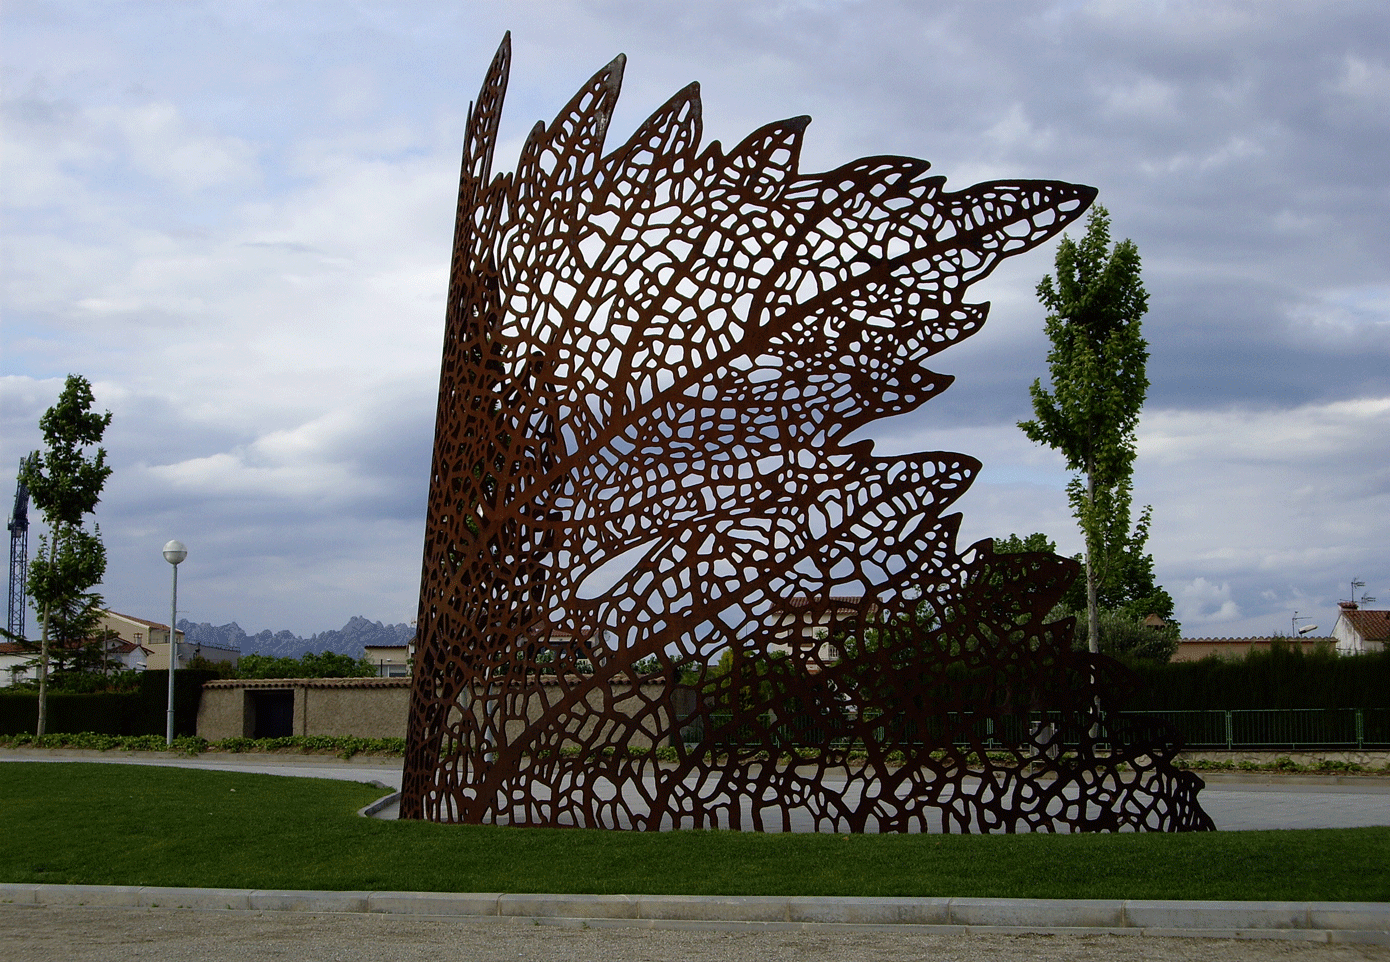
0;670;220;737
1126;646;1390;711
0;732;406;759
0;732;211;753
213;735;406;758
1175;757;1390;775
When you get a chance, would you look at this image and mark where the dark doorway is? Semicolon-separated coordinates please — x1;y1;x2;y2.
250;689;294;738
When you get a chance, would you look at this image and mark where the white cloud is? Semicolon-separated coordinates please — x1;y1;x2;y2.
982;103;1055;155
3;0;1387;640
1177;577;1242;629
1333;54;1390;112
98;101;259;192
1100;77;1180;120
1134;400;1388;635
1141;397;1390;464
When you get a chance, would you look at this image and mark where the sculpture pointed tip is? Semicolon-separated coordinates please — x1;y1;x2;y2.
605;52;627;86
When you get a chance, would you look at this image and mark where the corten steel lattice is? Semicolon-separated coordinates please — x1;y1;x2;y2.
401;34;1214;833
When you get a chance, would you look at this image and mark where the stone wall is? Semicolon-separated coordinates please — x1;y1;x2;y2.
198;676;671;745
198;678;412;740
1176;749;1390;769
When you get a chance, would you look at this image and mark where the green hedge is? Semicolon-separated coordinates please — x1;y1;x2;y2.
1126;647;1390;711
0;691;140;735
0;670;219;737
2;650;1384;737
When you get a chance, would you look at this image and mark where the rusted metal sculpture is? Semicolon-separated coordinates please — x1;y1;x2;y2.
401;34;1213;833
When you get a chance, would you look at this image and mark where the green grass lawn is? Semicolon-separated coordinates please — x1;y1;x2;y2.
1;762;1385;901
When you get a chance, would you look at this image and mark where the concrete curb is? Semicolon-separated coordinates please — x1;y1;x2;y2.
1;883;1385;944
6;750;1390;785
357;789;401;818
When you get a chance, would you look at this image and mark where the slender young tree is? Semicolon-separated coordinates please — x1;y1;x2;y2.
20;375;113;735
1019;206;1150;655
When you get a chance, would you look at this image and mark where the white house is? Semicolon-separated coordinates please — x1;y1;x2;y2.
0;610;238;685
97;610;180;647
0;635;152;686
767;596;876;667
363;641;413;678
95;610;238;670
99;610;186;671
0;642;35;686
1332;602;1390;655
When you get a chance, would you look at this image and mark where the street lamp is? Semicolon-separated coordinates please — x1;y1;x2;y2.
162;540;187;746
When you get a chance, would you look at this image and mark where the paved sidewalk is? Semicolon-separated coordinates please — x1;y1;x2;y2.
0;748;403;790
2;884;1388;949
6;904;1387;962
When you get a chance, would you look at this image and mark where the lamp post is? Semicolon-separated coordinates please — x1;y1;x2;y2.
163;540;187;746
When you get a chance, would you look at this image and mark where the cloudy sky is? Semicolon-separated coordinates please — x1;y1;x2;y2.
2;0;1386;640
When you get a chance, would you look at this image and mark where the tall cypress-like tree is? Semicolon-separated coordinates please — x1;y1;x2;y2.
1019;206;1150;655
20;375;113;735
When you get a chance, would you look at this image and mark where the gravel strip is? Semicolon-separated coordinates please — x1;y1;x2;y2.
4;905;1388;962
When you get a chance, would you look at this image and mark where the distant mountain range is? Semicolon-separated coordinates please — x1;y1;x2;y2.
177;616;415;659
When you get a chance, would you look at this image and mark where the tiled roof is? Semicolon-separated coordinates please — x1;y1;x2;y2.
521;627;579;641
780;596;866;610
1179;637;1328;644
204;677;414;689
203;674;666;689
1341;609;1390;642
0;638;154;654
103;610;171;630
189;642;241;653
1180;637;1275;644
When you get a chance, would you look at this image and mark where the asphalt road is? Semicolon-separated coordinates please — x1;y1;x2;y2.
6;750;1390;831
4;906;1387;962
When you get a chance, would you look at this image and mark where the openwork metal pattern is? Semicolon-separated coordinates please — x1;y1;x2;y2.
402;35;1213;833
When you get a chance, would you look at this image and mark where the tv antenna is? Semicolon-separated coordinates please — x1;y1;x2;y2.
1347;578;1376;607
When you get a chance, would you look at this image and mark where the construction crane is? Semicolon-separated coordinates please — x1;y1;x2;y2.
7;457;33;642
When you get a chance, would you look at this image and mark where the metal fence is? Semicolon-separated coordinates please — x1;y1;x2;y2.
1128;708;1390;751
679;708;1390;752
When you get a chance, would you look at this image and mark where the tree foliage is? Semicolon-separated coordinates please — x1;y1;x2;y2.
24;527;110;671
1018;206;1156;654
1021;204;1149;485
994;531;1178;663
992;532;1058;557
21;377;113;528
234;651;376;679
997;526;1176;627
1068;607;1180;663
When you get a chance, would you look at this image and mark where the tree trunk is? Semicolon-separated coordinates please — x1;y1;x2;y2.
36;527;59;738
1083;467;1103;742
1084;470;1100;655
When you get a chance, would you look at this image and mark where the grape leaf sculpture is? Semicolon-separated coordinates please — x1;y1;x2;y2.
401;34;1213;833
